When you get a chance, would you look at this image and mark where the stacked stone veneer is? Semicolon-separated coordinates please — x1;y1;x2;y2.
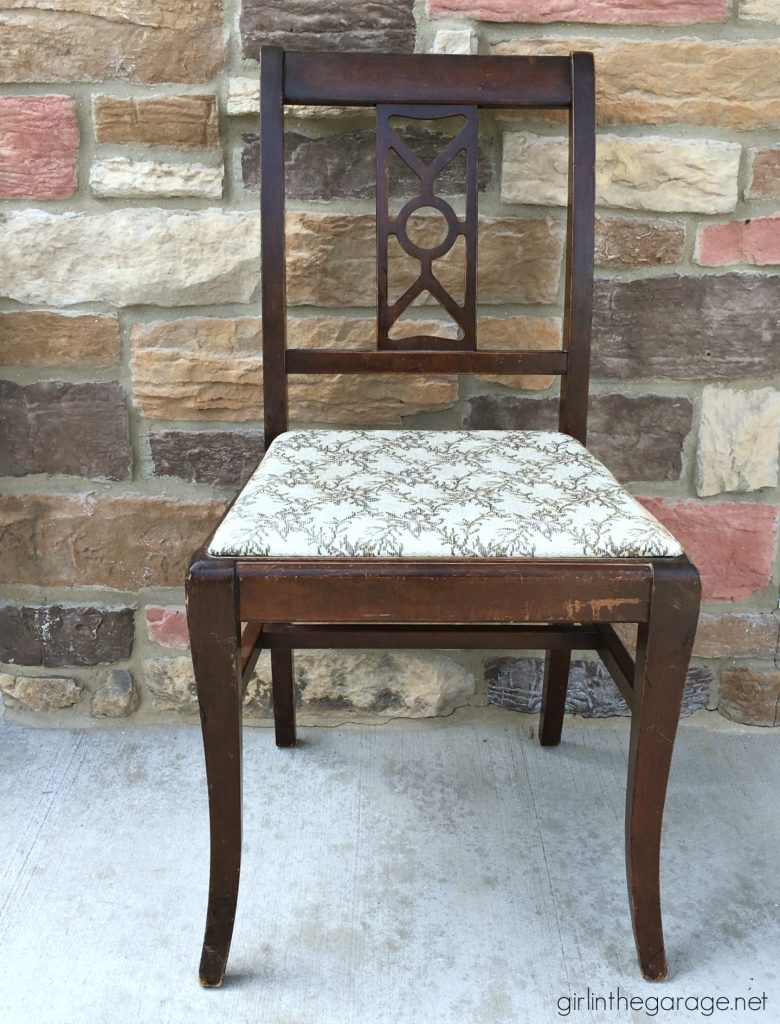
1;0;779;728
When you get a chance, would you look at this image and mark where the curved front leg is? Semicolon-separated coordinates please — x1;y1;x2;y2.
626;558;700;980
187;557;243;988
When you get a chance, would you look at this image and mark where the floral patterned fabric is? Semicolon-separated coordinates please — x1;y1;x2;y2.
208;429;684;559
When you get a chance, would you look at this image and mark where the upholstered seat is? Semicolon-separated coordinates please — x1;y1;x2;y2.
208;429;682;560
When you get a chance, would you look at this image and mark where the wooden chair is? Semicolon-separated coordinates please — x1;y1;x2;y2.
186;48;701;988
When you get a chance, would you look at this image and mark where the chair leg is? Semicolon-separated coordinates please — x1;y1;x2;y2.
539;649;571;746
271;649;297;747
187;558;243;988
626;559;700;981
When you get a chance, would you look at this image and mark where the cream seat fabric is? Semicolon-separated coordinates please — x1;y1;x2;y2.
208;429;683;560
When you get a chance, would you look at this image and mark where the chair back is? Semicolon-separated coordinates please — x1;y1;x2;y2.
260;47;595;447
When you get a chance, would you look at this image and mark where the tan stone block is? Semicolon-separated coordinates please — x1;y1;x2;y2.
719;666;780;727
90;157;223;199
0;673;83;711
290;374;458;426
493;37;780;131
288;316;377;351
0;209;260;307
143;657;198;713
284;213;379;307
694;613;779;659
476;316;561;390
500;133;569;206
92;95;219;147
226;78;259;116
432;29;478;54
0;2;225;84
696;387;780;496
131;317;262;422
502;132;740;214
740;0;780;22
0;311;120;366
131;315;458;424
253;650;475;718
286;212;563;306
286;105;357;120
91;670;140;718
0;494;224;589
595;216;685;267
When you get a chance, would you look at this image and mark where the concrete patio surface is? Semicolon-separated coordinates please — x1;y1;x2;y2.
1;706;778;1024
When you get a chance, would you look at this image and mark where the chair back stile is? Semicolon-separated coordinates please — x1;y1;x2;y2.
559;52;595;444
260;47;595;449
260;46;288;449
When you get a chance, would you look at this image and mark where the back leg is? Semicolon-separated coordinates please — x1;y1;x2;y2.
539;649;571;746
271;649;297;747
187;557;243;987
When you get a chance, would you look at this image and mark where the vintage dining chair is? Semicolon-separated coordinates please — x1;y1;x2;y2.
186;47;701;988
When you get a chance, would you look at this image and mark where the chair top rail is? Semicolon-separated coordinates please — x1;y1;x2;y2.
282;50;574;108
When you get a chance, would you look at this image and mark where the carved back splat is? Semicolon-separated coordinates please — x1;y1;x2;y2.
376;104;478;351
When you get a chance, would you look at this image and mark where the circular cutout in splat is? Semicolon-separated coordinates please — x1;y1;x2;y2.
394;195;460;261
405;206;450;248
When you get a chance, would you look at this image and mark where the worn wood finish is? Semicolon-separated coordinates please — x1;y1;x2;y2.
187;48;702;986
186;556;243;988
559;52;595;444
626;560;700;981
238;558;653;625
284;51;572;108
285;348;568;375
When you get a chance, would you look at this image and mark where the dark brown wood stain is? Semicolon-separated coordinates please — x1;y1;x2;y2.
187;47;701;988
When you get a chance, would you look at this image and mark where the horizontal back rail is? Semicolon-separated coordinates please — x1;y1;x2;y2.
283;52;572;108
285;349;568;375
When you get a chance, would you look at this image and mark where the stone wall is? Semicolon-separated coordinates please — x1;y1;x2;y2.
1;0;779;729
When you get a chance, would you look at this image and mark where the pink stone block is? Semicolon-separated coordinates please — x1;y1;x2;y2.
639;498;780;601
146;606;190;649
428;0;725;24
0;96;78;199
696;215;780;267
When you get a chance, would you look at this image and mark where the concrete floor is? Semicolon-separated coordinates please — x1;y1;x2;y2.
1;708;778;1024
